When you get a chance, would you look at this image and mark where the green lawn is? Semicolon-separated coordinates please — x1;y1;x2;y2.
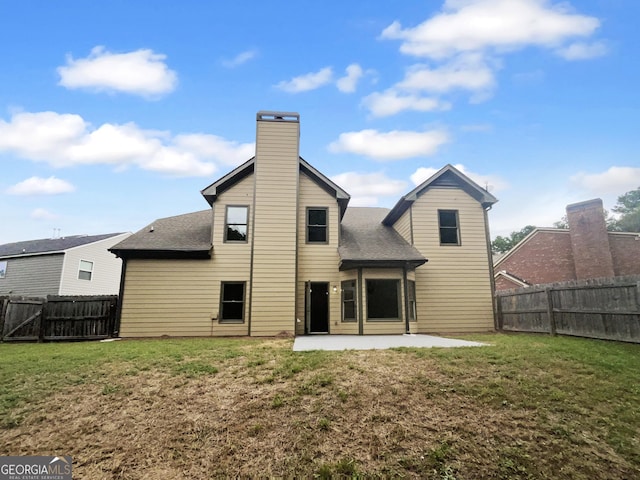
0;334;638;479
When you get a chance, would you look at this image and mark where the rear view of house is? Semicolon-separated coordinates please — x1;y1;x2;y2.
0;233;131;296
111;111;498;337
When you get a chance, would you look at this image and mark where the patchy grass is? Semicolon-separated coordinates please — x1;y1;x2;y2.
0;334;638;478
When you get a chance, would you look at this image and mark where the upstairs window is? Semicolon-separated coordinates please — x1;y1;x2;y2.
0;260;7;279
78;260;93;281
307;208;328;243
220;282;245;323
225;206;248;242
438;210;460;245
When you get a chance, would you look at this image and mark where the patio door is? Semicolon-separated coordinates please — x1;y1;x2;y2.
306;281;329;334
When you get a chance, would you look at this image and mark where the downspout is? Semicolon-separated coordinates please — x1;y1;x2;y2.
114;257;127;337
483;205;499;331
403;266;410;334
357;268;364;336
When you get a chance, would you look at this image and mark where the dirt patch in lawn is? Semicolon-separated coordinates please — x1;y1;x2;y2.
1;340;637;479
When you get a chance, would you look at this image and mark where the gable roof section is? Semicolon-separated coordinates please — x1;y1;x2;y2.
383;164;498;226
200;157;255;205
109;210;212;259
494;270;530;288
493;228;569;268
200;156;351;219
0;233;125;259
339;207;427;270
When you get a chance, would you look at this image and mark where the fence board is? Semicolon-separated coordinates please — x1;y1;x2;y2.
497;275;640;344
0;295;118;342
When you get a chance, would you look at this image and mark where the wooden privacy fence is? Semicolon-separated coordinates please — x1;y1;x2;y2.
496;275;640;343
0;295;118;342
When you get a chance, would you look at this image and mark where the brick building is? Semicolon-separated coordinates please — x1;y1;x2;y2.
494;198;640;290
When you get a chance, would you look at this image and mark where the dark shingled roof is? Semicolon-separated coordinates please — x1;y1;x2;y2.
110;210;212;259
339;207;427;270
0;233;125;258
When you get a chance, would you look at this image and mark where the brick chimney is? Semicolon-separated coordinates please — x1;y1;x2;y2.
566;198;614;280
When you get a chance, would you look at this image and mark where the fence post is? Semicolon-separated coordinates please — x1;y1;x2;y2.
0;297;8;341
38;298;48;343
545;287;556;336
495;294;503;330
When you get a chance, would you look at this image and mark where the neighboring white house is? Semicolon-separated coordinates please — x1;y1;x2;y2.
0;233;131;296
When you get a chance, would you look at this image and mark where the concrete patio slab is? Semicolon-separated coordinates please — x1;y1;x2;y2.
292;334;487;352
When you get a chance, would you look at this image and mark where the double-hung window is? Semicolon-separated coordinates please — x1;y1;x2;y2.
225;206;248;242
341;280;357;322
438;210;460;245
78;260;93;281
307;208;328;243
220;282;245;323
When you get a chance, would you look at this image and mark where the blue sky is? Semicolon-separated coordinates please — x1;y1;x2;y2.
1;0;639;244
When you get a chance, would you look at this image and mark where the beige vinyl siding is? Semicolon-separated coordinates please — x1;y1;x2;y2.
295;173;347;334
250;120;299;335
210;175;253;336
119;176;254;338
411;188;494;333
119;259;217;337
361;267;407;335
59;233;130;295
392;209;412;244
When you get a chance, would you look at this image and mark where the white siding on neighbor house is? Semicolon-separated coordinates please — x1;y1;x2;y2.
250;119;299;336
118;175;255;338
411;187;494;333
59;233;131;295
295;173;345;334
0;254;64;296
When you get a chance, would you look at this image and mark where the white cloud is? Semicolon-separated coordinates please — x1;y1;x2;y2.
275;67;333;93
328;128;449;161
222;49;257;68
571;166;640;195
57;46;178;97
381;0;601;59
7;176;75;195
173;134;255;166
397;54;496;94
371;0;604;117
410;164;509;192
30;208;59;221
555;41;608;60
330;171;408;206
336;64;364;93
361;89;451;117
0;111;254;177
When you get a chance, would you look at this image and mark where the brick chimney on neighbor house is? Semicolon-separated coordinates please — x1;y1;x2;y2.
566;198;615;280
